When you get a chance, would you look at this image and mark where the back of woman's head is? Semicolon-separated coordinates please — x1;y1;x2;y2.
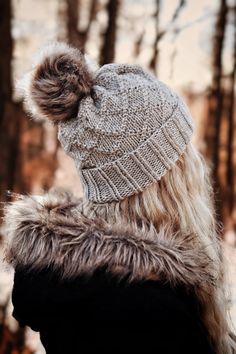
20;42;235;353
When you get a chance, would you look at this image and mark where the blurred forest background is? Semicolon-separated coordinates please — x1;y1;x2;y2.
0;0;235;353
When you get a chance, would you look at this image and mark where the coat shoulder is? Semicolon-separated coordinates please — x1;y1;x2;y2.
11;266;215;354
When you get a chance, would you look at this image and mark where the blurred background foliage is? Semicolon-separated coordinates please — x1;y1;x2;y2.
0;0;235;353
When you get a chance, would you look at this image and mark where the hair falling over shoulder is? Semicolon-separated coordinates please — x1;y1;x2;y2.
80;142;236;354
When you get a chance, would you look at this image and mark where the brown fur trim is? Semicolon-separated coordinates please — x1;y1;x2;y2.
26;42;94;123
3;189;217;286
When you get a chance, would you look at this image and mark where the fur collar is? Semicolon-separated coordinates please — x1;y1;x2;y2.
3;189;216;286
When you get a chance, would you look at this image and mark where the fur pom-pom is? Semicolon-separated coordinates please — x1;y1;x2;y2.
19;42;94;123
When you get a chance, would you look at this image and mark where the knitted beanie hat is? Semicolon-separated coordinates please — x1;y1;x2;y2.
23;42;193;203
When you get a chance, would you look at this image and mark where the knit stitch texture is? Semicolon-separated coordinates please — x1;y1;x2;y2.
57;63;193;202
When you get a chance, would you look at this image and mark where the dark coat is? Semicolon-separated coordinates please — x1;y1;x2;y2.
4;190;216;354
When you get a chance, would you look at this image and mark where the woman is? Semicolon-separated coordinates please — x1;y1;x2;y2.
3;42;235;353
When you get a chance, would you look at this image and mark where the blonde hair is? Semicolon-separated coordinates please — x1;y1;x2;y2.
80;142;235;354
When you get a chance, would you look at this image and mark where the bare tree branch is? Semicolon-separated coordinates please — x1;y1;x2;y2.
149;0;187;73
169;0;186;23
172;11;215;37
149;0;161;72
134;30;145;57
63;0;98;51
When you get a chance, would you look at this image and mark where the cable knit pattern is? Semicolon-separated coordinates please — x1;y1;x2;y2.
58;63;193;202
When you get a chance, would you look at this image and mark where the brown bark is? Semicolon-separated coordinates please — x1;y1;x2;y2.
0;3;34;353
62;0;98;51
66;0;80;48
0;0;14;198
149;0;161;73
99;0;120;65
0;0;24;203
226;3;236;217
212;0;227;179
19;119;58;193
204;0;228;224
0;0;59;253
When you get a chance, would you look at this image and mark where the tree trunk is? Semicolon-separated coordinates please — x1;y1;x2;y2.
0;0;16;200
0;0;25;204
149;0;161;73
0;2;34;352
226;3;236;224
66;0;81;48
204;0;228;225
99;0;120;65
61;0;98;51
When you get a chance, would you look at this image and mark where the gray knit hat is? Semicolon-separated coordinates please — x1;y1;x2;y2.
24;42;193;203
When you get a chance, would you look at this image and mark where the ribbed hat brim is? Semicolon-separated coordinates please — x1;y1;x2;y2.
80;104;193;203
